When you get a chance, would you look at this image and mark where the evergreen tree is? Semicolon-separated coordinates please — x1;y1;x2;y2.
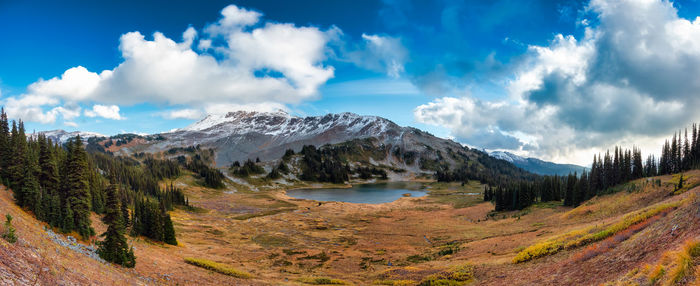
22;160;41;218
61;200;74;233
162;211;177;246
2;214;17;243
121;195;130;228
9;121;26;200
683;129;691;170
48;192;61;227
632;147;643;179
66;136;94;239
563;173;576;207
0;109;10;182
97;184;135;268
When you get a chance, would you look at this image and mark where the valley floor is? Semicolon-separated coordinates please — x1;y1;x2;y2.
1;171;700;285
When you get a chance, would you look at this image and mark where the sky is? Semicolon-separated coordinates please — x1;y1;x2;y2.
2;0;700;166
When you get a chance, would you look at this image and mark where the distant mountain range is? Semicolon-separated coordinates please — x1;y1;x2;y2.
33;111;582;178
31;130;105;144
489;151;588;176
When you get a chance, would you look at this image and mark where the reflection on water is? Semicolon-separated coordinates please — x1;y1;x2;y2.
286;182;428;204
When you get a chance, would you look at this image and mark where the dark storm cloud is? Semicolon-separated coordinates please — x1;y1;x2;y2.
416;0;700;163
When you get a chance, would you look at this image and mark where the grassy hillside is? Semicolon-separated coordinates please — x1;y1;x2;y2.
2;166;700;284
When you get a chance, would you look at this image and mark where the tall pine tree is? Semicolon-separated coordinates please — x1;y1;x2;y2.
66;136;94;239
97;184;135;267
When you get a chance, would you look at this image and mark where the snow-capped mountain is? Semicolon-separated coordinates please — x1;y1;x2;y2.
31;130;105;144
490;150;528;164
177;110;393;137
145;110;437;167
489;150;587;176
34;111;537;180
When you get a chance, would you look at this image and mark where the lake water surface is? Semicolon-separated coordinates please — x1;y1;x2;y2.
286;182;428;204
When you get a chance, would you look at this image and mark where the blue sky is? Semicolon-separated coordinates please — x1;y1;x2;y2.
3;0;700;165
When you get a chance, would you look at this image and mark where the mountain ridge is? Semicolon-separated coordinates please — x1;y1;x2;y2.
489;150;588;176
34;111;580;175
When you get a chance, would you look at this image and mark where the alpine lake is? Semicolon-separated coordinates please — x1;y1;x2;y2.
286;181;430;204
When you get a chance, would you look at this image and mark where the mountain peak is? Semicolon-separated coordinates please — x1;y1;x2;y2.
182;109;293;132
489;150;587;176
31;129;105;143
224;109;291;119
489;150;527;164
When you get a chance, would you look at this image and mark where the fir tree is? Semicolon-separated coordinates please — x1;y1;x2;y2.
162;212;177;246
2;214;17;243
38;135;59;192
66;136;94;239
9;121;26;201
0;109;10;182
97;184;135;268
61;201;74;233
22;161;41;218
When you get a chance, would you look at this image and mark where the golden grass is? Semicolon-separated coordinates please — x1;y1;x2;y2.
183;257;252;279
665;240;700;285
649;264;666;284
512;240;564;264
373;279;416;285
418;263;475;285
561;179;668;221
252;233;292;247
565;201;680;249
669;173;698;195
232;208;295;220
609;239;700;285
297;276;347;285
514;199;682;263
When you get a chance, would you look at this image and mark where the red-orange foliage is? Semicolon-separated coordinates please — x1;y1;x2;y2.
572;210;668;262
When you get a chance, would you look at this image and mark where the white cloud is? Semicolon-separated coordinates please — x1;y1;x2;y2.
360;34;407;78
415;0;700;165
210;5;261;30
85;104;123;120
203;102;288;115
64;121;78;127
159;108;203;120
333;32;407;78
5;95;60;124
5;4;337;124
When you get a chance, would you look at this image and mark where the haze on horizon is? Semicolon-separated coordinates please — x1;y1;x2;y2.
2;0;700;166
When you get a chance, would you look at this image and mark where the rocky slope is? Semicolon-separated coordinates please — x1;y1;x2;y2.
35;112;580;178
121;111;488;172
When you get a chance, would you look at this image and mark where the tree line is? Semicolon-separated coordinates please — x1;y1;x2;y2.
436;151;537;186
1;109;188;267
482;123;700;211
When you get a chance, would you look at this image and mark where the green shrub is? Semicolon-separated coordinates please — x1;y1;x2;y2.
298;277;346;285
418;263;475;285
184;257;252;278
2;214;17;243
514;199;683;263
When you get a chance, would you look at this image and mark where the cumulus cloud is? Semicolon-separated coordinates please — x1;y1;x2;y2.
359;34;407;78
85;104;123;120
4;4;339;124
415;0;700;164
414;96;529;150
